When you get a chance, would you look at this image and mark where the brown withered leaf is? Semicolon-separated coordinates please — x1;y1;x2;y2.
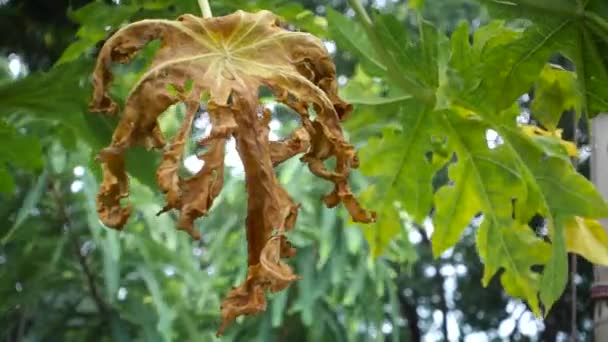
89;9;375;335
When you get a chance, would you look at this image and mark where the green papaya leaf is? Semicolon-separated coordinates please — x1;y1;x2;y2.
448;19;554;116
0;120;42;194
565;217;608;266
0;59;91;129
340;66;412;106
359;186;403;258
59;2;139;64
347;2;608;317
532;64;582;131
0;58;160;189
327;9;386;76
539;221;567;316
478;222;550;317
0;120;42;172
452;107;607;313
502;126;608;221
359;104;442;254
435;114;548;316
483;0;608;117
371;12;446;93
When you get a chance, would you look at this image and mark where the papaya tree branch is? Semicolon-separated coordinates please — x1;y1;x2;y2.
51;180;110;319
397;288;421;342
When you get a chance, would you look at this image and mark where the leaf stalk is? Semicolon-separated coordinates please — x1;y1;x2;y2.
198;0;213;18
585;12;608;38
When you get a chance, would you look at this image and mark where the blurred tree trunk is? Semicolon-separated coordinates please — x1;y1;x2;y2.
592;115;608;342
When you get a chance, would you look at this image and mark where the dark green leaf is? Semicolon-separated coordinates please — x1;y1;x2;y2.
483;0;608;117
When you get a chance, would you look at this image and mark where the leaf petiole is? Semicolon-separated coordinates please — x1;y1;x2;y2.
585;12;608;38
198;0;212;18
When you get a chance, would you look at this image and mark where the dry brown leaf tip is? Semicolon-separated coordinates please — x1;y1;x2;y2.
89;9;375;335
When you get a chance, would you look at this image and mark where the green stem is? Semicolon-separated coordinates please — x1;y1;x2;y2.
586;18;608;46
479;0;576;19
346;0;435;105
198;0;212;18
347;0;373;25
585;12;608;37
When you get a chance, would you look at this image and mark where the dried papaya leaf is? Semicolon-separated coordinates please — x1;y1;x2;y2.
175;103;235;234
89;9;373;335
270;126;311;166
219;236;300;335
96;147;131;228
218;280;267;336
156;99;237;240
156;94;201;214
